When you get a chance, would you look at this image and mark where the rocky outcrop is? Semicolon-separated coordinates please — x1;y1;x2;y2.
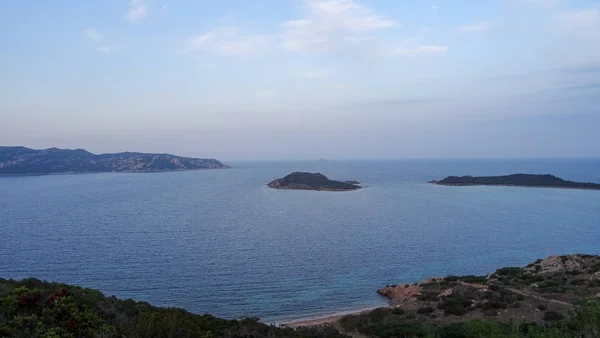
267;172;361;191
377;283;423;304
0;146;229;174
522;254;600;275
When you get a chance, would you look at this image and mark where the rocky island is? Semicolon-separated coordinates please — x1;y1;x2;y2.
0;146;229;175
267;172;361;191
430;173;600;190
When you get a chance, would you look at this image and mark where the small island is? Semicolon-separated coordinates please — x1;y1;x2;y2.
267;172;361;191
430;173;600;190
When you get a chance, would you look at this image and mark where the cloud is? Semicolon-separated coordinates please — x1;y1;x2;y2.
282;0;398;53
392;45;447;55
456;21;488;32
97;46;111;54
85;28;102;41
431;6;439;10
127;0;148;22
178;26;270;56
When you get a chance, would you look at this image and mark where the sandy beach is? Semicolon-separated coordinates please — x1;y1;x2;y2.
281;306;384;327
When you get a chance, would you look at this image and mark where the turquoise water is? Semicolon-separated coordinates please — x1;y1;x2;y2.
1;159;599;322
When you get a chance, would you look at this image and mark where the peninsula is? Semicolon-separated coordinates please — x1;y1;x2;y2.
430;173;600;190
267;172;361;191
0;146;229;175
288;254;600;337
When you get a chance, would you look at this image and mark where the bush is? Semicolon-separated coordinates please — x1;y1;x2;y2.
391;307;404;315
417;291;438;301
439;295;471;316
543;311;564;321
436;322;468;338
495;267;522;277
417;306;435;315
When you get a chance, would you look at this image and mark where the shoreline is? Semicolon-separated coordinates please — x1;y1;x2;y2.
279;305;385;327
0;167;232;177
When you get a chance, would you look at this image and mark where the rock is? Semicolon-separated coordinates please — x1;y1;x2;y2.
377;284;422;304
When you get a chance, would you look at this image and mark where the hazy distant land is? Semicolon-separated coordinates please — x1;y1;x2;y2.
0;146;229;175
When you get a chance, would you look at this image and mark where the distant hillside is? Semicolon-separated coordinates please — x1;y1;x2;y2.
0;146;229;174
430;174;600;190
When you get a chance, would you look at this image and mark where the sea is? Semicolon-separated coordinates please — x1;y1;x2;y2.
1;159;599;323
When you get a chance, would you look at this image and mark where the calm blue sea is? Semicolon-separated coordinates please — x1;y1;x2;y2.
1;159;600;322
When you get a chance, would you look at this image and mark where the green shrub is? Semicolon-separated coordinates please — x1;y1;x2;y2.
391;307;404;315
417;306;435;315
495;267;522;277
417;291;438;301
543;311;565;321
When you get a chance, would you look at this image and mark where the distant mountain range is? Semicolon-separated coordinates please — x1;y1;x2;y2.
0;146;229;175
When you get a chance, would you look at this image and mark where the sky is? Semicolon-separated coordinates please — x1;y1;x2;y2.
0;0;599;160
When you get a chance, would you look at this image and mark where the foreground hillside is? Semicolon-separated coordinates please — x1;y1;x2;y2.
0;146;228;174
2;254;599;337
0;278;345;338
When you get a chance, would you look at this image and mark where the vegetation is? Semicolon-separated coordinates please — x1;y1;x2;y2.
0;278;347;338
267;172;361;191
339;301;600;337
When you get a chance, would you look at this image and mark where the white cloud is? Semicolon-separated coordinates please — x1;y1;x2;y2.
392;45;447;55
97;46;111;54
178;26;270;56
127;0;148;22
282;0;398;53
431;6;439;10
85;28;102;41
456;21;488;32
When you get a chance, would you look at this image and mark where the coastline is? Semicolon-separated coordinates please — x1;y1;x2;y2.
0;167;232;176
280;305;385;327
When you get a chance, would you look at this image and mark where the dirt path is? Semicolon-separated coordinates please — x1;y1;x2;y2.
507;288;572;307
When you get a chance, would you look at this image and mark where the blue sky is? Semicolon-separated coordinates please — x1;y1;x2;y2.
1;0;599;159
